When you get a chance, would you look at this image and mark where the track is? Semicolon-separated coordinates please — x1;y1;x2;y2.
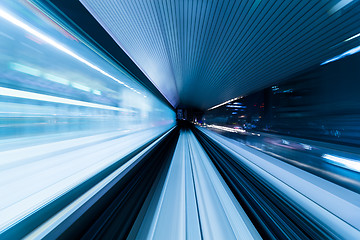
129;129;260;239
194;126;360;239
2;126;360;239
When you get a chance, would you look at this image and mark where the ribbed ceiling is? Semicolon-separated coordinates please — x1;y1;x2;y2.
80;0;360;109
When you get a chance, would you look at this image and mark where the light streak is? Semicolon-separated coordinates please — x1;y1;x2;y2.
322;154;360;172
0;86;130;112
0;7;144;96
321;45;360;65
208;97;242;111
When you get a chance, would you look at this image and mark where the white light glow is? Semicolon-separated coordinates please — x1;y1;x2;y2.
0;86;129;112
345;32;360;42
9;62;41;77
208;97;242;111
0;8;145;95
43;73;70;85
207;124;246;133
329;0;356;14
322;154;360;172
300;143;312;150
71;82;91;92
92;89;101;95
321;45;360;65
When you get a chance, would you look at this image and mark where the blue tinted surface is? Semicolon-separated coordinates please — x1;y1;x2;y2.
0;0;174;233
0;1;174;138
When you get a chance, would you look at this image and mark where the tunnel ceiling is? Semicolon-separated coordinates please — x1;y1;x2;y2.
79;0;360;110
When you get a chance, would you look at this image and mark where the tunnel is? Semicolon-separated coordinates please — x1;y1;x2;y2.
1;0;360;239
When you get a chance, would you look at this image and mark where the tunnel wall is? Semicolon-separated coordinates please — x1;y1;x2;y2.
0;1;175;140
204;52;360;146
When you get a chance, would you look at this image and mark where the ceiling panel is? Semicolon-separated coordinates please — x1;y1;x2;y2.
80;0;360;109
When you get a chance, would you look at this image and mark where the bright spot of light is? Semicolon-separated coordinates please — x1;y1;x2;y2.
0;86;130;112
344;32;360;42
301;143;312;150
329;0;356;14
208;96;242;111
321;45;360;65
92;89;101;95
71;82;91;92
9;62;41;77
322;154;360;172
207;124;246;134
43;73;70;85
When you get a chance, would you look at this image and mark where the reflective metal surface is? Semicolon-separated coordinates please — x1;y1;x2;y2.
80;0;360;109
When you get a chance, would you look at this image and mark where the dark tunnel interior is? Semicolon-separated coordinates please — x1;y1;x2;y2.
1;0;360;239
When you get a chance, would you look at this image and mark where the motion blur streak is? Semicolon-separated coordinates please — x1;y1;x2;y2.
134;130;260;240
1;0;360;239
323;154;360;172
329;0;356;14
196;127;360;239
321;44;360;65
25;127;175;239
0;6;143;96
0;86;127;111
0;1;174;238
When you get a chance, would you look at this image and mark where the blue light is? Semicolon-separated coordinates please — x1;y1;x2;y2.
282;89;293;93
226;105;246;108
321;45;360;65
44;73;70;85
322;154;360;172
9;62;41;77
71;82;91;92
92;89;102;95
